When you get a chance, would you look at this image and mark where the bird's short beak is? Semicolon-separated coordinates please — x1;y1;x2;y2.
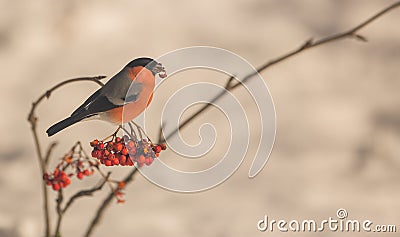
153;63;167;78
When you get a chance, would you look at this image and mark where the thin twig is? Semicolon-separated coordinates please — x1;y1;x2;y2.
84;168;138;237
27;76;105;237
53;173;110;237
28;76;106;125
128;122;138;139
63;173;111;213
131;121;152;142
29;123;51;236
157;122;166;144
160;1;400;143
54;189;64;237
44;142;58;164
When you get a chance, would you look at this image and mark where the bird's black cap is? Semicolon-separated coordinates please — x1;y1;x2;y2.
125;57;161;75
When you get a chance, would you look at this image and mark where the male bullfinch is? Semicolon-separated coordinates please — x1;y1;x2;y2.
46;57;166;137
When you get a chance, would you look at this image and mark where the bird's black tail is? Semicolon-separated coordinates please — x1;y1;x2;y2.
46;116;84;137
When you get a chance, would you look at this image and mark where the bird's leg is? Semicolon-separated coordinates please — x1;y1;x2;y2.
120;126;133;139
130;121;143;140
128;122;141;140
130;121;152;143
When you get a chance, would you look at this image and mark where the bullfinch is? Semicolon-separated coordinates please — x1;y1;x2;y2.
46;57;166;137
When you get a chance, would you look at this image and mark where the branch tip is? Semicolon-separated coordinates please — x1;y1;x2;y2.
353;34;368;42
301;38;314;49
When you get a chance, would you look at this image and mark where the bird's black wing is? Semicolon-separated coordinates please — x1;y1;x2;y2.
70;81;143;118
71;88;102;117
70;88;121;118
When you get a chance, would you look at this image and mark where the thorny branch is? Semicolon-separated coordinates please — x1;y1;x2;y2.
159;1;400;143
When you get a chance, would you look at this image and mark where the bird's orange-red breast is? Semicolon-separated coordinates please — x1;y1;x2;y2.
107;66;156;123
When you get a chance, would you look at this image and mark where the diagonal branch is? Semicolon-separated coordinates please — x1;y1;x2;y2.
84;168;138;237
62;172;111;214
160;1;400;143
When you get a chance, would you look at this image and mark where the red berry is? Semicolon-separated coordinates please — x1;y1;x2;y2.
120;155;127;163
61;171;67;179
90;140;99;147
106;142;114;150
121;148;129;155
112;158;120;165
98;143;105;150
118;181;126;189
128;146;136;155
91;150;98;158
105;160;112;166
115;137;122;143
108;154;115;160
155;145;162;153
83;169;90;176
114;143;123;152
77;172;84;179
52;183;60;191
127;140;135;148
138;155;146;164
145;157;154;166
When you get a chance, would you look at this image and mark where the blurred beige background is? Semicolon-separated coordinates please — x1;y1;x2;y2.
1;0;400;236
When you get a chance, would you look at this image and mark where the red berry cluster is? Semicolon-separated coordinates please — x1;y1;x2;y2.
90;136;167;167
43;145;97;191
43;168;71;191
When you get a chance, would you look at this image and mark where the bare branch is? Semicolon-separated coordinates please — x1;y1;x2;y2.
84;168;138;237
28;76;106;126
44;142;58;165
27;75;105;237
161;1;400;143
54;189;64;237
63;173;111;213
